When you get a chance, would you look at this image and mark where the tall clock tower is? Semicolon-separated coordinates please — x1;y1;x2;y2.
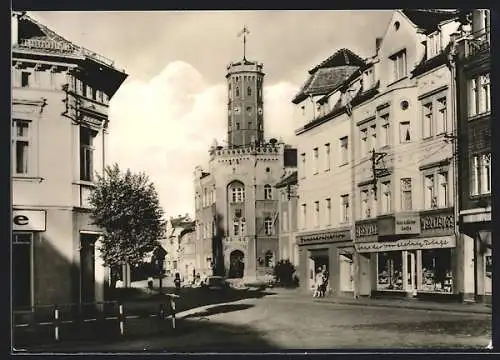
226;28;265;148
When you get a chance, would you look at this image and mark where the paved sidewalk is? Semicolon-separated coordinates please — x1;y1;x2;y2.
270;287;492;315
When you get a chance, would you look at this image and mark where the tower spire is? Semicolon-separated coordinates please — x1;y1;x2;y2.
237;25;250;61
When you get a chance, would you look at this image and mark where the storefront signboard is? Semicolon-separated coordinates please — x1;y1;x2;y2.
354;236;456;253
395;214;421;235
355;221;378;238
13;210;46;231
299;230;350;245
420;212;454;235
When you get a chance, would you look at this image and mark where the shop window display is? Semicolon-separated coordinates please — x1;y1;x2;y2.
377;252;403;290
485;249;492;295
420;249;453;293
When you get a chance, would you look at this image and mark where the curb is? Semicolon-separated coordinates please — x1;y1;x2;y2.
312;298;492;315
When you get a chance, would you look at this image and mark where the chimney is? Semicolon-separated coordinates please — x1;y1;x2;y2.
11;12;20;46
375;37;383;52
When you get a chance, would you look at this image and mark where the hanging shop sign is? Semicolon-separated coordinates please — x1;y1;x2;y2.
354;236;456;253
13;210;46;231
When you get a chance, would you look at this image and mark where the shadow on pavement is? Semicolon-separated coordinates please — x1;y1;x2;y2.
23;314;280;353
183;303;254;319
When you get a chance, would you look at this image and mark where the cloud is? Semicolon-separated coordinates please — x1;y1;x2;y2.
108;61;298;218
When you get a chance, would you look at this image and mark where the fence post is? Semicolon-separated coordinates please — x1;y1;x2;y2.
118;303;124;336
54;306;60;341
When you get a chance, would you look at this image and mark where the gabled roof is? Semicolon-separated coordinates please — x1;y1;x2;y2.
402;9;460;34
308;48;366;74
275;171;298;188
292;65;360;104
292;48;365;104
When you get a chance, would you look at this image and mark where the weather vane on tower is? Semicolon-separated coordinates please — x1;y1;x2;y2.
237;25;250;60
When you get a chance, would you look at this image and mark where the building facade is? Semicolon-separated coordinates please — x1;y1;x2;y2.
293;10;475;300
275;171;299;266
293;49;365;294
160;215;194;277
178;223;197;282
11;12;127;310
454;9;491;302
194;53;296;281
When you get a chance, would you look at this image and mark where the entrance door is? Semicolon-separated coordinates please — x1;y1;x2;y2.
406;251;417;293
80;234;96;304
229;250;244;278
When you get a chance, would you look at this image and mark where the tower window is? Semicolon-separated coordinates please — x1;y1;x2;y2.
236;87;240;97
236;123;240;130
247;87;252;96
246;106;252;113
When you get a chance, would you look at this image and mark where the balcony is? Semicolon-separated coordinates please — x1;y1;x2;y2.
465;30;490;59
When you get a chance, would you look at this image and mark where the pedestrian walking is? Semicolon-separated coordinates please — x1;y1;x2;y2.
320;270;329;297
174;272;181;295
313;267;323;298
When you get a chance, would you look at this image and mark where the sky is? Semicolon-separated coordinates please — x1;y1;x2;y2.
29;10;393;219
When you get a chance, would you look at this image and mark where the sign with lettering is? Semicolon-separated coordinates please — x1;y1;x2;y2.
420;214;454;232
395;214;421;235
13;210;46;231
299;230;350;244
354;236;456;253
355;222;378;238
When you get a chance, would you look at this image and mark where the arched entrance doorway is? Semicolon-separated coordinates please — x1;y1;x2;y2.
229;250;244;278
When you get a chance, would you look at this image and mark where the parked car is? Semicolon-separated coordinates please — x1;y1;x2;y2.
201;276;230;290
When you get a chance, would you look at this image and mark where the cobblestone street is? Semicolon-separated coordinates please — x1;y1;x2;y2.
27;291;492;352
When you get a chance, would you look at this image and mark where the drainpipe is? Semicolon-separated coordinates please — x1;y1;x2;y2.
446;33;464;301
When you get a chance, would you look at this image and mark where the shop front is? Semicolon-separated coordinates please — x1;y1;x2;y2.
297;227;353;296
354;209;459;300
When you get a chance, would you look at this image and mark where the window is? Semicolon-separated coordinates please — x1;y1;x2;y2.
233;218;240;236
240;218;246;235
314;201;320;228
380;115;390;147
21;72;31;87
13;120;30;175
422;103;433;138
399;121;411;143
381;181;391;214
247;87;252;96
341;194;349;223
340;136;349;165
360;128;368;157
264;184;272;200
248;121;252;128
80;126;94;181
301;204;307;229
360;189;369;219
282;211;288;231
324;143;331;171
313;148;319;174
369;124;377;150
236;122;240;130
231;186;245;202
91;87;97;100
264;217;273;236
13;233;33;309
469;74;491;117
400;178;413;211
325;198;331;226
424;174;435;209
421;249;453;293
390;50;407;81
364;68;375;89
300;152;306;178
236;87;240;97
436;98;447;135
471;153;491;195
377;252;403;290
437;172;449;208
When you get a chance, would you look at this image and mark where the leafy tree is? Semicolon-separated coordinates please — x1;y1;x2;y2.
89;164;166;283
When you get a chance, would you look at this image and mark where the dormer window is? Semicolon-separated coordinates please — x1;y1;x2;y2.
390;49;407;82
363;68;375;89
427;32;441;59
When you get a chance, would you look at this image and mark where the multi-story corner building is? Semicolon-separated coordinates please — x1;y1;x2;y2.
275;170;299;266
194;49;296;281
11;12;127;310
293;49;365;294
293;10;469;300
454;9;491;303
